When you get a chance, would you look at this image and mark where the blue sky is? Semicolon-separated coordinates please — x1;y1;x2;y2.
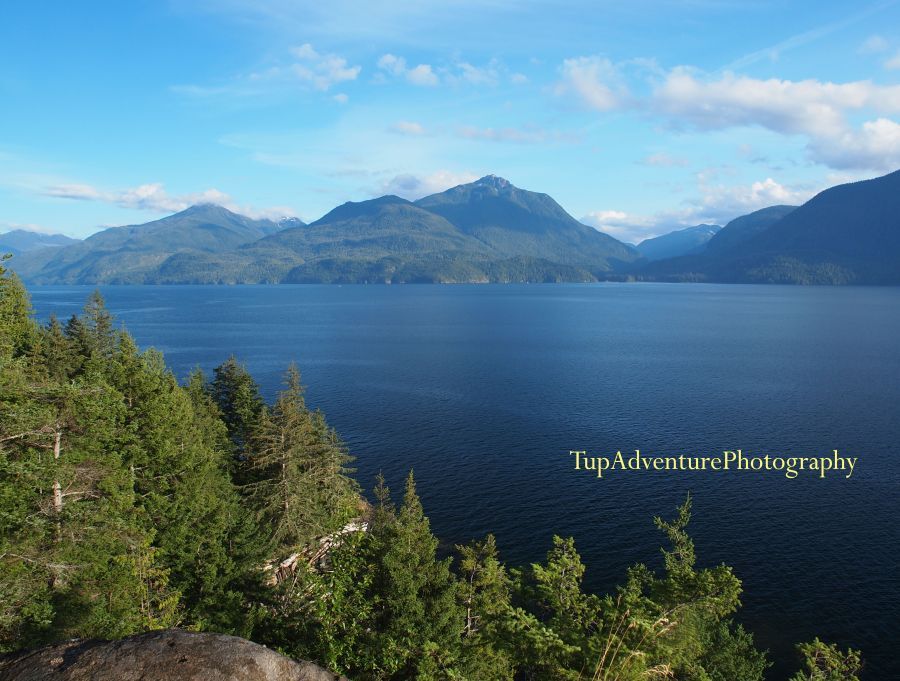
2;0;900;243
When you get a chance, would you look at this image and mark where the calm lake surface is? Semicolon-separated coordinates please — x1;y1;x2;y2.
29;283;900;678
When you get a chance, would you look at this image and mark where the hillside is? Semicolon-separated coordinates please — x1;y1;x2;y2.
636;224;721;261
14;204;297;284
703;205;796;255
636;170;900;284
416;175;638;271
0;229;78;255
12;170;900;285
12;177;638;284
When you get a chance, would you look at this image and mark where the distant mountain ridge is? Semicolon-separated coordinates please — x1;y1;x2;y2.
636;224;721;261
415;175;636;270
703;206;796;255
8;170;900;285
11;177;641;284
0;230;78;255
11;204;301;284
634;170;900;284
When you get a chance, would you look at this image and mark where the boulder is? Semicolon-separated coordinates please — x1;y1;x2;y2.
0;629;347;681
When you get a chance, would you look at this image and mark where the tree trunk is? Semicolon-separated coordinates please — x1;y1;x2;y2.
52;429;63;515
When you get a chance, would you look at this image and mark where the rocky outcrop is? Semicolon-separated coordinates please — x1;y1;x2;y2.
0;629;347;681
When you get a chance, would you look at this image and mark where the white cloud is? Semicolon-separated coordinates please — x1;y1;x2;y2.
376;54;406;77
453;60;500;86
581;210;659;243
860;35;890;54
377;54;438;86
552;56;900;170
390;121;427;136
510;72;528;85
654;69;860;137
175;43;359;98
885;50;900;70
690;174;815;221
554;56;626;111
0;221;65;236
407;63;439;86
582;173;819;243
377;170;479;200
377;54;510;88
332;93;349;104
41;181;297;220
288;43;361;91
43;183;104;201
809;117;900;170
456;125;579;145
651;69;900;170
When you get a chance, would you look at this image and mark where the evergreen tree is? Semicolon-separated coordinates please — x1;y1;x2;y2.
0;257;37;361
456;534;516;680
102;338;254;631
38;314;79;381
246;364;357;552
366;471;462;679
65;290;116;363
209;355;264;462
0;271;863;680
789;639;862;681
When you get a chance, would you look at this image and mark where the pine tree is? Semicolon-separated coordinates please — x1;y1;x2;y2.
38;315;79;381
246;364;357;552
65;290;116;362
209;356;264;463
789;639;862;681
456;534;515;680
367;471;463;679
0;257;37;361
103;339;254;631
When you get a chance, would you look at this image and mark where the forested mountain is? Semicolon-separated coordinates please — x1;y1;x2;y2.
703;206;796;255
0;230;78;255
10;177;639;284
13;204;298;284
0;265;864;679
416;175;638;269
8;170;900;285
635;170;900;284
636;224;721;261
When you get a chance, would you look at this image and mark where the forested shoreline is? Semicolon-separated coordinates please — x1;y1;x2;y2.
0;258;863;680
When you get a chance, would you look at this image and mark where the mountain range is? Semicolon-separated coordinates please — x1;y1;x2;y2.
7;170;900;285
636;224;721;261
0;230;78;256
10;176;640;284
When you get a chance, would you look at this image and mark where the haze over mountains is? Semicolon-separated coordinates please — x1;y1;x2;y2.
636;224;721;261
10;176;641;284
0;230;78;256
7;170;900;285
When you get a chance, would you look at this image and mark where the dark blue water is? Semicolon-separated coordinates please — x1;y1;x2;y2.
28;284;900;678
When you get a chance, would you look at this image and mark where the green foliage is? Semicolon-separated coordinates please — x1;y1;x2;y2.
246;364;358;552
0;278;356;649
0;270;862;680
209;355;264;462
0;258;38;361
275;473;463;680
789;638;862;681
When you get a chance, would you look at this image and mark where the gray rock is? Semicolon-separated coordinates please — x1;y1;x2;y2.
0;629;347;681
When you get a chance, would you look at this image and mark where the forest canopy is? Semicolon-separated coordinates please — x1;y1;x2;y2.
0;258;862;680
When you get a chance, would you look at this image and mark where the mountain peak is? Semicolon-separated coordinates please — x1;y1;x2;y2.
474;174;512;190
178;203;235;217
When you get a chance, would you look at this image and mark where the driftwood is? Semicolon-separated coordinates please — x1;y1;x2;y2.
264;521;368;586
